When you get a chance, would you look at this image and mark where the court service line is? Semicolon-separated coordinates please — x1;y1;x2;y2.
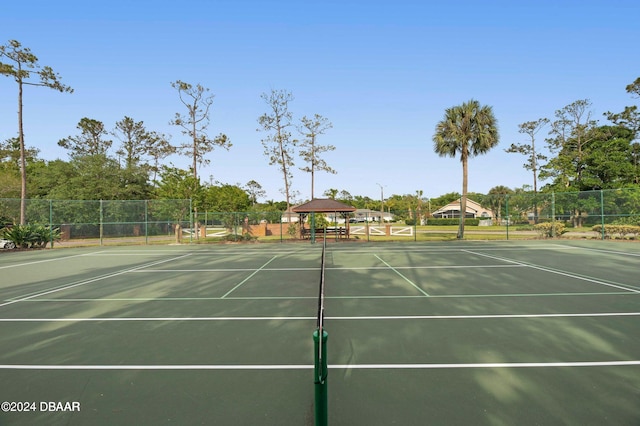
2;360;639;370
0;254;192;308
221;256;278;298
330;360;640;369
12;290;638;303
552;244;640;258
463;250;640;294
132;267;321;273
130;264;524;273
2;312;639;322
0;251;106;270
374;254;430;297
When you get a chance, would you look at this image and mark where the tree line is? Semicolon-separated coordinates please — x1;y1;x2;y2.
2;39;639;236
1;40;335;224
426;80;639;237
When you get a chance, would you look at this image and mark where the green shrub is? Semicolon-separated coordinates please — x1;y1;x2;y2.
287;223;299;238
592;224;640;239
426;218;480;226
405;218;417;226
533;221;566;238
223;233;257;242
312;214;330;228
610;216;640;227
1;225;32;248
1;224;61;248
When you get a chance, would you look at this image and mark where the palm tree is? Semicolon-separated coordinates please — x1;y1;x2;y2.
433;99;499;238
487;185;513;224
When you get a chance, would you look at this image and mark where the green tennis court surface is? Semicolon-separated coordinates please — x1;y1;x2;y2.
1;240;639;425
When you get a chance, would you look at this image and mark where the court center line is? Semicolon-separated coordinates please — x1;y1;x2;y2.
374;254;430;297
463;250;640;294
221;256;278;299
0;254;192;308
1;360;639;370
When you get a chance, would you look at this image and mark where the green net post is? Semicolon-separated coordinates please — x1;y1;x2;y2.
313;329;328;426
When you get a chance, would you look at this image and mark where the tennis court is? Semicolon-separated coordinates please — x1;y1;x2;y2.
1;240;639;425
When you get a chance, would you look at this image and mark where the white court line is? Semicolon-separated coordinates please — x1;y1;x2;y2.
0;254;192;308
0;316;315;322
3;312;639;322
221;256;278;298
464;250;640;294
131;267;321;272
552;244;640;258
131;264;524;273
329;360;640;369
1;360;639;370
9;289;639;303
374;254;430;297
328;245;574;254
0;251;106;270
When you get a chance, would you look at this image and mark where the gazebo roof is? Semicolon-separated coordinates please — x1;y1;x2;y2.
292;198;356;213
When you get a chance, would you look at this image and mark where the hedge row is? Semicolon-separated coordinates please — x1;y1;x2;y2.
425;218;480;226
591;224;640;239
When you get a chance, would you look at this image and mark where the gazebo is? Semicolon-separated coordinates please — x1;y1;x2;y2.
292;198;356;240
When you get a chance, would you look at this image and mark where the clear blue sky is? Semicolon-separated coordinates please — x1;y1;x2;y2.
2;0;639;202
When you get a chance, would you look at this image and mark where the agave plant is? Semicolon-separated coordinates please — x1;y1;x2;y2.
1;224;61;248
1;225;34;249
30;225;61;248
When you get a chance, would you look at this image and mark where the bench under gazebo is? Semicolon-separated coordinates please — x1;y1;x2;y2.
292;198;356;240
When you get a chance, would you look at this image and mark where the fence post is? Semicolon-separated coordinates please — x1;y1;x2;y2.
366;212;370;242
204;210;208;240
506;195;509;241
100;199;104;246
600;190;605;240
49;199;53;248
551;192;556;238
145;200;149;245
189;199;193;244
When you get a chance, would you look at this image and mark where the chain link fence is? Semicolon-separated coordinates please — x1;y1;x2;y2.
0;199;192;246
1;188;639;246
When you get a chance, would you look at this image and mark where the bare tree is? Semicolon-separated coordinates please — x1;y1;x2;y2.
298;114;335;199
257;89;296;210
506;118;549;223
170;80;230;180
1;39;73;224
506;118;549;194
